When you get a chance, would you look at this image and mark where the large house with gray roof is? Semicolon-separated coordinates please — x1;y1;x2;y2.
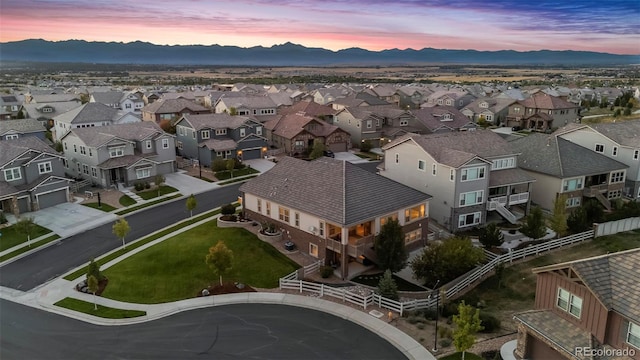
380;130;535;232
214;96;278;116
240;157;432;279
412;106;477;133
264;113;351;154
505;91;580;132
0;137;73;215
141;98;211;125
333;105;420;147
52;102;141;142
90;91;145;113
60;122;176;188
174;113;268;166
514;248;640;360
510;133;628;212
554;120;640;201
0;118;46;141
21;101;83;128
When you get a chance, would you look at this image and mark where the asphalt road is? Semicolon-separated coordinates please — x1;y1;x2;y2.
0;184;242;291
0;300;406;360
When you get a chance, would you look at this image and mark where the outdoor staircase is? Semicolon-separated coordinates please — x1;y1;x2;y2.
593;191;612;211
494;201;518;224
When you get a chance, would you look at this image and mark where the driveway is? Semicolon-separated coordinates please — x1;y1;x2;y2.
243;158;276;173
17;200;117;238
334;151;374;164
164;170;220;195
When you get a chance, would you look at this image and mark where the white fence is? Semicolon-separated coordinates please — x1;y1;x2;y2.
594;217;640;237
280;230;596;314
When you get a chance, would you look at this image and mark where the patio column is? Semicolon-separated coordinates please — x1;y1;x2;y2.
340;227;349;280
11;195;20;217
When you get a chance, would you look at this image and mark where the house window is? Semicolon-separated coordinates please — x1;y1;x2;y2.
216;129;227;135
404;205;425;223
557;288;582;318
89;148;92;156
4;167;21;181
459;190;484;206
136;167;151;179
73;144;77;153
562;178;584;192
418;160;426;171
177;141;183;150
569;294;582;318
634;149;639;160
257;199;262;213
6;134;18;140
240;128;246;137
380;214;398;227
612;146;618;156
395;154;399;164
38;162;52;174
594;143;605;153
450;169;455;181
266;202;271;216
491;158;515;170
91;167;97;177
399;119;409;126
178;126;185;136
109;146;125;158
146;140;152;149
607;190;622;199
366;120;372;129
461;166;485;181
458;212;481;228
294;212;300;227
294;140;305;148
404;228;422;245
627;322;640;349
279;207;290;223
318;221;325;237
309;243;319;258
82;164;89;175
256;126;263;136
77;163;81;173
64;142;68;150
565;197;581;208
201;130;210;139
80;145;86;155
610;171;625;184
162;139;169;149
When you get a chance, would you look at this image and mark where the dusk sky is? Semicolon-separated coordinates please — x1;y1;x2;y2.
2;0;639;54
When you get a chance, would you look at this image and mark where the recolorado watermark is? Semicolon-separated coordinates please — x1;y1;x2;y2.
575;346;636;357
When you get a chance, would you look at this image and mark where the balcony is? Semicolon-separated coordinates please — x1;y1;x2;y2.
347;235;374;258
583;184;609;197
509;192;529;205
326;238;343;253
487;196;507;210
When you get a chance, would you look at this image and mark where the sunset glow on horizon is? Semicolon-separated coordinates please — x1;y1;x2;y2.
1;0;639;55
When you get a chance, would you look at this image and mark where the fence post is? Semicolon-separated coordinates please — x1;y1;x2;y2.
400;303;403;317
320;283;324;297
363;295;367;310
299;280;303;293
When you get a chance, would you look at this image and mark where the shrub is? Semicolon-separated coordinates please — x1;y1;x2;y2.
220;215;237;222
221;203;236;215
422;309;437;321
439;338;452;347
360;140;372;152
479;313;501;333
134;182;144;191
438;326;453;339
0;211;7;224
376;269;399;300
144;181;151;189
416;323;425;330
441;302;460;317
320;266;333;278
407;316;421;324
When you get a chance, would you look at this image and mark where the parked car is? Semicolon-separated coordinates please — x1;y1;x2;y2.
323;150;335;158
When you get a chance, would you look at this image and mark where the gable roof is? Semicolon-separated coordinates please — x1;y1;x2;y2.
66;122;165;147
53;102;118;124
141;98;208;114
22;101;83;120
517;92;577;110
239;157;431;226
91;91;125;105
179;113;255;131
0;118;45;136
510;133;628;178
385;130;516;168
412;106;475;132
279;101;338;117
0;137;58;168
217;96;277;110
583;120;640;148
533;248;640;322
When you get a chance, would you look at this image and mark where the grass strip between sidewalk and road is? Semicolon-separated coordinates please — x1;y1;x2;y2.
82;202;118;212
0;234;61;262
62;204;236;281
137;185;179;200
115;194;182;215
0;223;53;251
218;174;258;185
54;297;146;319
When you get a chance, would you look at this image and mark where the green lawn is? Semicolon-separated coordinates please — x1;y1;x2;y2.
0;234;60;262
119;195;137;206
351;273;427;292
215;167;259;180
101;222;300;304
137;185;178;200
0;223;53;251
82;202;117;212
115;194;182;215
54;297;146;319
218;174;259;185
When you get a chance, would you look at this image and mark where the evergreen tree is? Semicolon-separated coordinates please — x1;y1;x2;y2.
520;207;546;240
374;218;408;273
377;269;399;300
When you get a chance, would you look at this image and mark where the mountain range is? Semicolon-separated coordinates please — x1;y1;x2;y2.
1;39;638;66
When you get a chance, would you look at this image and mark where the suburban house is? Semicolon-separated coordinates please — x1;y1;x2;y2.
0;118;46;141
363;84;398;104
505;91;580;131
213;96;278;116
90;91;145;113
379;130;535;232
174;113;268;166
0;94;24;119
141;98;211;124
21;101;83;128
264;113;351;154
25;93;81;105
509;133;628;212
59;122;176;188
460;97;515;125
333;105;419;147
239;157;432;279
161;91;211;106
412;106;478;133
52;102;141;142
311;88;351;105
514;248;640;360
278;100;338;123
423;89;476;109
395;86;432;109
0;137;73;215
554;120;640;201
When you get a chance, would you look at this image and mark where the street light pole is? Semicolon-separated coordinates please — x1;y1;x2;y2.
432;279;441;353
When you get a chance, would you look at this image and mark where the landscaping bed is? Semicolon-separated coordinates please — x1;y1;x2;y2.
197;282;257;297
351;272;427;292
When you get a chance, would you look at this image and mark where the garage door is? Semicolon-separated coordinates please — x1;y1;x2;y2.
242;148;262;160
38;189;68;209
328;142;348;152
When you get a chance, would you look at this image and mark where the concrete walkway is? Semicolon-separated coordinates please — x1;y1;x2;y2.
501;340;518;360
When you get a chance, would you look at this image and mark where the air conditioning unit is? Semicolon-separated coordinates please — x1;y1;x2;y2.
308;226;317;233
